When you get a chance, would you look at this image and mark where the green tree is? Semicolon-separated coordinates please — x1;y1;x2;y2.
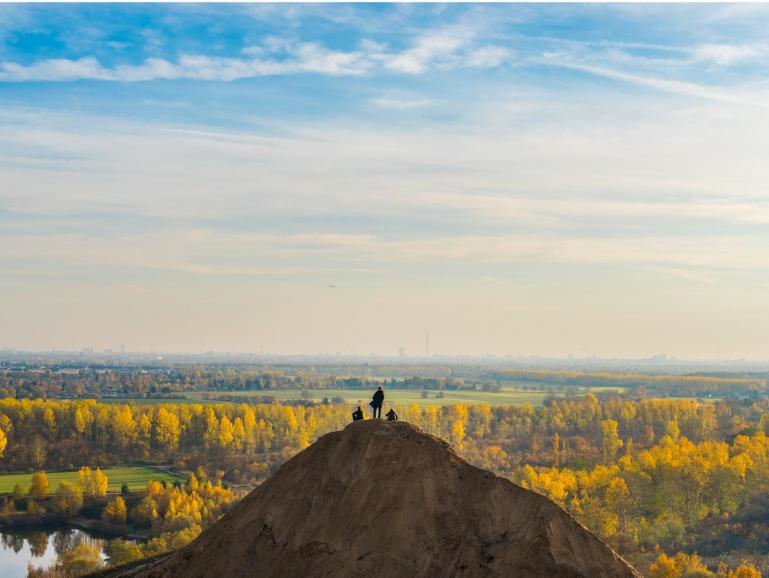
107;539;144;566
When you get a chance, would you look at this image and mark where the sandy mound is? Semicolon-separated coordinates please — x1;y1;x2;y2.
139;420;639;578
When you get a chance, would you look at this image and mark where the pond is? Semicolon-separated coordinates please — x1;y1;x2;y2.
0;528;113;578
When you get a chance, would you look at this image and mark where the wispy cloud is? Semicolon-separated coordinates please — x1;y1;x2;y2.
370;96;434;110
5;4;769;356
0;24;511;82
546;58;769;107
5;227;769;277
385;25;475;74
0;44;374;82
691;43;768;66
4;105;769;279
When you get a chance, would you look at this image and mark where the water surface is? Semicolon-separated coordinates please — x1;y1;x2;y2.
0;528;110;578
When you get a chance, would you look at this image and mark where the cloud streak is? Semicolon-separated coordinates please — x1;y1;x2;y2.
3;104;769;280
5;5;769;355
370;96;435;110
0;27;510;82
549;59;769;107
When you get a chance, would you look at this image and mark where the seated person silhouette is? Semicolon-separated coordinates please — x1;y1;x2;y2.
385;408;398;421
352;406;364;421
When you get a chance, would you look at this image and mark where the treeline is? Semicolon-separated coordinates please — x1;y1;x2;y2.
518;430;769;556
7;396;769;572
648;552;760;578
488;369;766;397
23;472;239;577
4;363;766;401
1;395;769;484
0;366;291;398
0;366;474;399
0;398;349;482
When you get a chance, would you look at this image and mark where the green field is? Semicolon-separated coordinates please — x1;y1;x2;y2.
180;386;624;408
0;466;186;494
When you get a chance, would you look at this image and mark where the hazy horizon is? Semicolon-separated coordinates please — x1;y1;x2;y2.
0;346;765;364
3;4;769;359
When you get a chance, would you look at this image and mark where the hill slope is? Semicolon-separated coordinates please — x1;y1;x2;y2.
139;420;639;578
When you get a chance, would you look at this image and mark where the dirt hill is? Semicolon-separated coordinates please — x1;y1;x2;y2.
138;420;640;578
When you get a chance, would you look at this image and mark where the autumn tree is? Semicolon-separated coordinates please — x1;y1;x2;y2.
29;435;47;469
718;562;762;578
107;539;144;566
649;552;711;578
29;471;49;500
131;495;159;527
78;466;109;496
52;481;83;517
155;407;181;452
58;542;102;576
102;496;128;525
43;408;57;437
1;497;15;520
601;419;623;464
12;483;26;501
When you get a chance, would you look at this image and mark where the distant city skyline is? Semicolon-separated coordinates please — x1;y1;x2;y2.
3;4;769;358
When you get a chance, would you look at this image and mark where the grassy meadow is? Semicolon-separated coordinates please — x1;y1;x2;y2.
179;386;625;407
0;465;186;494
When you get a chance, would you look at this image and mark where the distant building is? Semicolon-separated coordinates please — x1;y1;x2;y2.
398;346;406;358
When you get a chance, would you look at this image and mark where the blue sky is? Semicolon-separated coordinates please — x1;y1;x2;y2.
3;3;769;358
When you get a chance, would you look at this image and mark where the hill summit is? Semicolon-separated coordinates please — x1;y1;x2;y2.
138;420;639;578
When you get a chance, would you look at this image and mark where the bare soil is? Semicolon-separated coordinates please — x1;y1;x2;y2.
139;420;640;578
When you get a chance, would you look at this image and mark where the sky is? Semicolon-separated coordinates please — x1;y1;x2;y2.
2;3;769;359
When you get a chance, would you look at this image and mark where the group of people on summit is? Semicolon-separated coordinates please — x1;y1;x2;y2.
352;386;398;422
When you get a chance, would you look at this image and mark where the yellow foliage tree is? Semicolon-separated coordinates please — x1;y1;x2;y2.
649;552;711;578
94;468;109;496
156;407;181;451
451;420;465;448
601;419;623;464
132;495;159;527
78;466;109;496
219;415;234;449
58;542;102;576
102;496;128;524
721;562;762;578
29;471;49;500
107;539;144;566
52;481;83;517
43;408;57;438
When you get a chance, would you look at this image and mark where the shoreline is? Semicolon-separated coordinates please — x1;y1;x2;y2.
0;514;144;541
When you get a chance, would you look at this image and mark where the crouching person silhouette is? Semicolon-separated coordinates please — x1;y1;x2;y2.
386;408;398;421
352;406;364;421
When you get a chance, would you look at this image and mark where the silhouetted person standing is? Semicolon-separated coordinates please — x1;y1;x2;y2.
352;406;364;421
371;387;384;419
386;408;398;421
